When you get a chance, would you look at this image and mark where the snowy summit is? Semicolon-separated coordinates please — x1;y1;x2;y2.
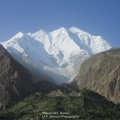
1;27;111;84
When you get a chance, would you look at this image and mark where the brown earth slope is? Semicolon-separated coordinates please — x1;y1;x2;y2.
0;44;35;109
73;48;120;104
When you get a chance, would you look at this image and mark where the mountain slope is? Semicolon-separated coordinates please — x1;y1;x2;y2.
1;27;111;84
0;44;35;110
73;48;120;103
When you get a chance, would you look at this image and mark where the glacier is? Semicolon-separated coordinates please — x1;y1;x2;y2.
1;26;111;84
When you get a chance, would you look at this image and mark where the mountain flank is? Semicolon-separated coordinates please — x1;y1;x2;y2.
73;48;120;103
0;44;35;110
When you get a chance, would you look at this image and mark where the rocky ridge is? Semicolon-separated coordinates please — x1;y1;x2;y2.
73;48;120;103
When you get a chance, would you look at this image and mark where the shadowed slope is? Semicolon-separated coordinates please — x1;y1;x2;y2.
0;44;35;109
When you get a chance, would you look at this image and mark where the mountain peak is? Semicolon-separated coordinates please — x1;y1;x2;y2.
50;27;69;38
70;26;89;35
56;27;66;31
12;32;24;39
30;29;47;38
51;27;67;33
35;29;46;34
1;26;112;84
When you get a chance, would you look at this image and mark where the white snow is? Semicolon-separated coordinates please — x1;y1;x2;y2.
1;27;111;84
70;26;111;54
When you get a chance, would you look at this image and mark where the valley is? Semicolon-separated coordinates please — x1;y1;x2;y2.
0;27;120;119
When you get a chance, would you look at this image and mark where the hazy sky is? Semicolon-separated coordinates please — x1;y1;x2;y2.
0;0;120;47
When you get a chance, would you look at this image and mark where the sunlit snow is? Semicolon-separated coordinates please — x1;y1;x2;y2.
1;27;111;84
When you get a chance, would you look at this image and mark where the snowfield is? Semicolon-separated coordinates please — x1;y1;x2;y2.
1;27;111;84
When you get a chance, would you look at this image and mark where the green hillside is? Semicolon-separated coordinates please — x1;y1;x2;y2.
0;90;120;120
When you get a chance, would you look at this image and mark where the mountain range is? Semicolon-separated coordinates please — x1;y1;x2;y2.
0;26;120;119
1;27;111;84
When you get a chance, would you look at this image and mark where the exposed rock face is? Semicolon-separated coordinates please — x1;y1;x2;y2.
0;44;35;109
74;48;120;103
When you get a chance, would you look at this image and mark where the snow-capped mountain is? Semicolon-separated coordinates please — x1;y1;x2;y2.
1;27;111;84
